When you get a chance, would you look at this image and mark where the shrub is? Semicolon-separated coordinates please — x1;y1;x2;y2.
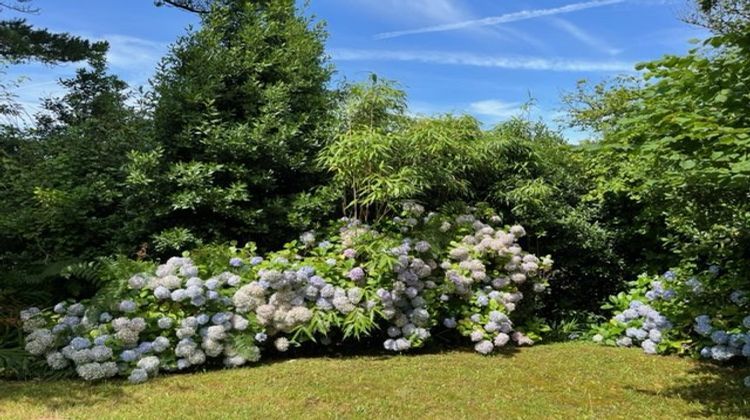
19;205;552;383
592;263;750;386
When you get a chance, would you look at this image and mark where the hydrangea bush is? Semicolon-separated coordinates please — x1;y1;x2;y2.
592;265;750;386
20;204;552;383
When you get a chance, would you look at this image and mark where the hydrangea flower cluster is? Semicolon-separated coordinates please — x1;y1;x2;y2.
693;315;749;361
593;266;750;387
439;215;551;354
379;240;436;351
21;205;552;384
600;300;672;354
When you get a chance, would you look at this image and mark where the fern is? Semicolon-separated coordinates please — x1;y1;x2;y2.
231;333;259;361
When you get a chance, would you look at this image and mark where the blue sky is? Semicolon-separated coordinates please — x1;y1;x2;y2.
5;0;708;140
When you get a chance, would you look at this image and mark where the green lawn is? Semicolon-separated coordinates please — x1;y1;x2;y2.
1;342;748;419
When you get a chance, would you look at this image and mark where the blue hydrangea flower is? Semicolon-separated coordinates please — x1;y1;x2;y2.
137;341;154;354
118;300;137;313
250;256;263;265
229;257;243;267
711;330;729;345
616;337;633;347
154;286;171;300
211;312;231;325
254;332;267;343
128;368;148;384
120;350;138;362
641;339;657;354
157;317;173;329
171;289;188;302
70;337;91;350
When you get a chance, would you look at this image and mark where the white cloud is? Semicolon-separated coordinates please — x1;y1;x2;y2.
548;18;622;55
493;26;549;51
374;0;625;39
330;48;635;72
103;34;167;72
352;0;469;25
469;100;520;118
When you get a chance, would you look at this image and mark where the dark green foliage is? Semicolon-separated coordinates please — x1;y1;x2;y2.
0;19;107;64
571;33;750;277
467;119;624;315
133;0;334;252
0;57;151;271
0;56;152;342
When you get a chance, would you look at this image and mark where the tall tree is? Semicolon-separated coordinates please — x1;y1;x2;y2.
0;56;151;270
684;0;750;37
130;0;333;253
0;0;107;121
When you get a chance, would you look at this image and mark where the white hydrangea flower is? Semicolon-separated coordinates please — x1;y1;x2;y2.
137;356;161;374
474;340;494;355
274;337;290;352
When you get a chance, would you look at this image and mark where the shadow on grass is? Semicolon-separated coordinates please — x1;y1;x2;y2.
630;361;750;418
0;379;128;412
257;331;521;366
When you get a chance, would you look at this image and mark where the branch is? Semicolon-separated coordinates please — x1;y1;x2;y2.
0;0;39;14
155;0;213;14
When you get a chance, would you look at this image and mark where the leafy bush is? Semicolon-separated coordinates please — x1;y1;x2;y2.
471;119;623;316
592;263;750;387
313;77;617;318
569;32;750;279
19;205;552;383
315;76;481;224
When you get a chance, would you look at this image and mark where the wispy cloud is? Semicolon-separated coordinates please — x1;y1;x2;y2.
469;100;520;119
353;0;469;25
330;48;635;72
103;35;167;72
374;0;625;39
493;25;549;51
549;17;622;55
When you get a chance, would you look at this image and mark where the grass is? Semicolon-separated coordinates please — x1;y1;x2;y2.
0;342;748;419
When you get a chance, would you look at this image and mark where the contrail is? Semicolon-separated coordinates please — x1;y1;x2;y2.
374;0;625;39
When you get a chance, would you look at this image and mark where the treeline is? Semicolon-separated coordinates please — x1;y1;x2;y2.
1;0;748;330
